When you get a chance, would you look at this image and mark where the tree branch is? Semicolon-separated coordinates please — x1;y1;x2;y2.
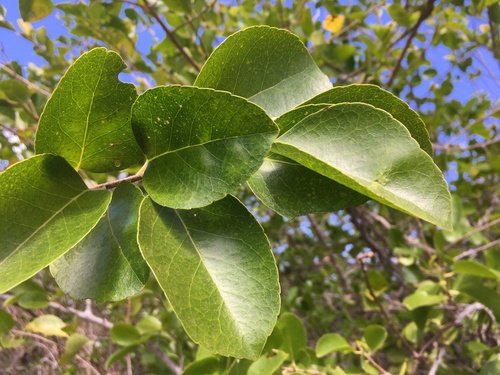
453;238;500;261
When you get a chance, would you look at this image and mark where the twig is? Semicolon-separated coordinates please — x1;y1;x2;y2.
387;0;435;88
90;172;144;190
75;354;101;375
453;238;500;261
0;124;35;146
446;105;500;145
149;341;182;375
445;217;500;250
355;343;391;375
142;0;201;72
282;366;325;375
306;214;351;294
48;300;113;329
428;347;445;375
173;0;217;32
0;63;51;97
357;253;417;357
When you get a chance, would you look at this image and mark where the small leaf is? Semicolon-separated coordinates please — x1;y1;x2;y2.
195;26;332;118
18;291;49;309
300;84;433;156
105;345;138;369
60;333;91;365
110;323;141;347
0;336;25;348
136;315;162;335
137;195;280;360
403;291;446;310
456;276;500;320
131;86;278;209
0;309;14;334
276;313;307;361
19;0;54;22
182;356;220;375
0;154;112;293
481;360;500;375
50;182;148;302
26;315;68;337
35;48;142;172
272;103;452;229
364;325;388;352
316;333;354;357
453;260;500;280
247;350;289;375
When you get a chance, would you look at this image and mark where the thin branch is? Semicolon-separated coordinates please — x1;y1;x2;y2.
445;217;500;250
428;347;446;375
387;0;435;88
355;343;391;375
0;124;35;146
0;63;51;97
282;366;325;375
453;238;500;260
446;105;500;145
48;300;113;329
142;0;201;72
149;341;182;375
75;354;101;375
307;214;351;295
357;253;417;357
90;172;144;190
173;0;217;32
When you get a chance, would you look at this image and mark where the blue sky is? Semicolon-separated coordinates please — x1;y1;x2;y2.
1;0;499;107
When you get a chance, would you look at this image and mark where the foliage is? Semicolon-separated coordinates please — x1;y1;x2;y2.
0;1;499;374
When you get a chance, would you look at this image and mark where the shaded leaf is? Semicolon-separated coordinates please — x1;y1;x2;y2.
195;25;332;118
26;315;68;337
50;182;148;302
364;325;387;352
456;275;500;320
60;333;91;365
136;315;162;335
453;260;500;280
0;154;111;293
316;333;354;357
105;345;138;369
182;356;219;375
18;291;49;309
247;350;288;375
272;103;452;228
138;195;280;360
19;0;54;22
276;313;307;361
110;323;141;347
0;309;14;334
300;84;433;155
36;48;142;172
131;86;278;209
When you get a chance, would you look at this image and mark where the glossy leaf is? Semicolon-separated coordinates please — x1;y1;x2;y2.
300;84;433;155
364;325;388;352
19;0;54;22
138;195;280;360
275;313;307;361
0;154;111;293
248;105;367;217
316;333;354;357
35;48;142;172
195;25;332;118
131;86;278;209
25;315;68;337
272;103;452;229
50;182;148;302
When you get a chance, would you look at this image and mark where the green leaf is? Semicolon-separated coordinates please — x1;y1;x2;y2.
0;336;25;348
138;195;280;360
162;0;191;13
18;291;49;309
456;276;500;320
60;333;91;365
364;325;388;352
19;0;54;22
0;154;111;293
481;360;500;375
276;313;307;361
110;323;141;346
50;182;148;302
0;309;14;334
272;103;452;229
247;350;288;375
316;333;354;357
136;315;162;335
35;48;142;173
105;345;138;369
0;80;31;103
195;26;332;118
453;260;500;280
300;84;433;156
131;86;278;209
387;3;412;27
182;356;220;375
403;291;446;310
248;105;367;217
26;315;68;337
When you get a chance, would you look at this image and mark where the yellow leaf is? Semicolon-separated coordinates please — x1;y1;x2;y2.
323;14;345;33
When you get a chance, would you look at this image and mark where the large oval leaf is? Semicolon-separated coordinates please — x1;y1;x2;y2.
300;84;433;155
194;26;332;118
35;47;142;172
248;105;367;217
272;103;452;229
131;86;278;209
0;154;111;293
50;181;148;302
137;195;280;359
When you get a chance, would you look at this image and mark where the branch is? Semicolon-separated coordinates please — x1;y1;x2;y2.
357;253;417;357
428;347;446;375
148;341;182;375
173;0;217;32
142;0;201;72
445;217;500;250
355;343;391;375
387;0;435;88
0;63;51;97
307;214;351;295
90;172;144;190
453;238;500;261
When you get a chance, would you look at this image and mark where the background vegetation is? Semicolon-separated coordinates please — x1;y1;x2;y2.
0;0;499;374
